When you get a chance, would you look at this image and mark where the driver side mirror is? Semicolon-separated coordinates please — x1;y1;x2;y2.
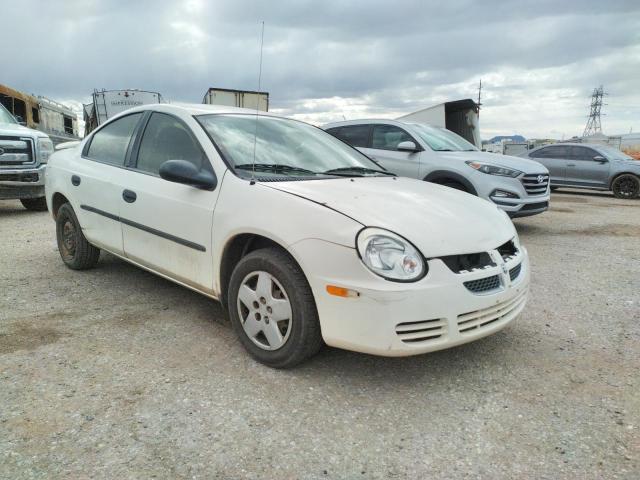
397;141;419;152
159;160;217;190
593;155;608;163
14;115;26;126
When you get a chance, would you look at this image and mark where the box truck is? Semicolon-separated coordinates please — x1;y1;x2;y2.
397;99;480;148
202;88;269;111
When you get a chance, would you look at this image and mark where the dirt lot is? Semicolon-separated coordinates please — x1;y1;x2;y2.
1;190;639;479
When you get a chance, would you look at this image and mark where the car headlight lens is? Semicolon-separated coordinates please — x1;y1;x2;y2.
37;137;54;164
466;161;521;177
356;228;426;281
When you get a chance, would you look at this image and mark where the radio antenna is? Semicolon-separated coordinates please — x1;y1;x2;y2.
251;21;265;184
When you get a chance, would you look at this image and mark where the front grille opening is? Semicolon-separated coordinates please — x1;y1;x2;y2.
395;318;446;344
497;240;518;261
521;173;550;196
440;251;495;274
509;263;522;282
464;274;501;294
521;201;548;211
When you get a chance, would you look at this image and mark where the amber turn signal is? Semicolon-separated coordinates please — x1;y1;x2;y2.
326;285;360;298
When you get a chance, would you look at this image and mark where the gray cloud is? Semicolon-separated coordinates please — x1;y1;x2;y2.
2;0;639;138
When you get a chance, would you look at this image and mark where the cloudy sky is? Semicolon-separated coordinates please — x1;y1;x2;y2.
3;0;639;139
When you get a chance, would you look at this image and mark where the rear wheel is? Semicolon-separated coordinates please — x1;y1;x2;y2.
227;247;323;368
611;174;640;199
20;197;48;211
56;203;100;270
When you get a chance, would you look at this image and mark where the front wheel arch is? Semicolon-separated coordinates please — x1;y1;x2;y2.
423;170;478;195
218;233;303;312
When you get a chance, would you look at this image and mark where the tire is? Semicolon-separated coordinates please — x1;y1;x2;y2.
227;247;323;368
20;197;48;211
56;203;100;270
611;174;640;199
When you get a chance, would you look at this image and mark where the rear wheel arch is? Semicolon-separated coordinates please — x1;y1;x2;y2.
423;170;478;195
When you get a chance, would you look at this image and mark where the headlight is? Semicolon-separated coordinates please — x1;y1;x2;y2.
356;228;426;282
37;137;54;164
466;161;521;177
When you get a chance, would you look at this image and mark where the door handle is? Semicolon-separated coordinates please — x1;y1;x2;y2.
71;175;81;186
122;189;137;203
567;163;576;167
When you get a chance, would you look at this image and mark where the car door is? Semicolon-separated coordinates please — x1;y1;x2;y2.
565;146;611;187
530;145;569;185
360;124;421;178
74;112;144;255
118;111;221;291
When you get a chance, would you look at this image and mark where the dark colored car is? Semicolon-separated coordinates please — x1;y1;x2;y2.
520;143;640;199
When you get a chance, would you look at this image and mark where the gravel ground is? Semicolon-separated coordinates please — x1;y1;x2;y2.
1;190;639;479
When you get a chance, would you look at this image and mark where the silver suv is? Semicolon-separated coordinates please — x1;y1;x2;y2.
323;119;550;218
520;143;640;199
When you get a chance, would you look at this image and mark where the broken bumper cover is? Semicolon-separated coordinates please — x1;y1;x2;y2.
290;239;530;357
0;165;46;199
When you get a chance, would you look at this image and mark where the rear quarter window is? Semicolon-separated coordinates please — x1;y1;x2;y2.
86;113;143;166
327;125;370;148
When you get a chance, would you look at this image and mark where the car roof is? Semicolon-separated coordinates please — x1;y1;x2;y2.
322;118;411;129
121;102;282;118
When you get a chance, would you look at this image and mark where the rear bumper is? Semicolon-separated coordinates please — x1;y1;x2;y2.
0;165;46;199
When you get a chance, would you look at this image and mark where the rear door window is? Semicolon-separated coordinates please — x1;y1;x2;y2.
135;113;204;175
327;125;371;148
371;125;414;151
86;113;143;166
531;145;569;159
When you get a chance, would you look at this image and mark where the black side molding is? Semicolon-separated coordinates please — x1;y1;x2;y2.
80;205;206;252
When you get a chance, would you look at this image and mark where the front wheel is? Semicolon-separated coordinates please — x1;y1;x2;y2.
611;174;640;199
56;203;101;270
20;197;48;211
227;247;323;368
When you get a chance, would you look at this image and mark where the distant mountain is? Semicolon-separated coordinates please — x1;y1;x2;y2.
487;135;526;144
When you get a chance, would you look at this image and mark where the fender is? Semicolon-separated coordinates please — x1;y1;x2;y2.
423;170;478;195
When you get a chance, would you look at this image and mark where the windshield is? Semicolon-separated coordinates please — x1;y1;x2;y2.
409;123;477;152
0;104;18;124
596;145;633;161
197;114;388;179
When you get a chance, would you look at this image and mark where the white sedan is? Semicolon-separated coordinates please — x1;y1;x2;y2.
45;104;530;368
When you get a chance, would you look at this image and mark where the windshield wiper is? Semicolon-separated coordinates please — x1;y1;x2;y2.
322;166;395;177
234;163;318;175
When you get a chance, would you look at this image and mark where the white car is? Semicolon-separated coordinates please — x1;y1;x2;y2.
45;104;530;368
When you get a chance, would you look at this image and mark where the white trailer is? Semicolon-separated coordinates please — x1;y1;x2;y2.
83;89;163;135
397;99;481;148
202;88;269;111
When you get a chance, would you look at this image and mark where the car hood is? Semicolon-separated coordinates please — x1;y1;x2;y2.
267;176;516;257
0;121;47;138
440;150;548;174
